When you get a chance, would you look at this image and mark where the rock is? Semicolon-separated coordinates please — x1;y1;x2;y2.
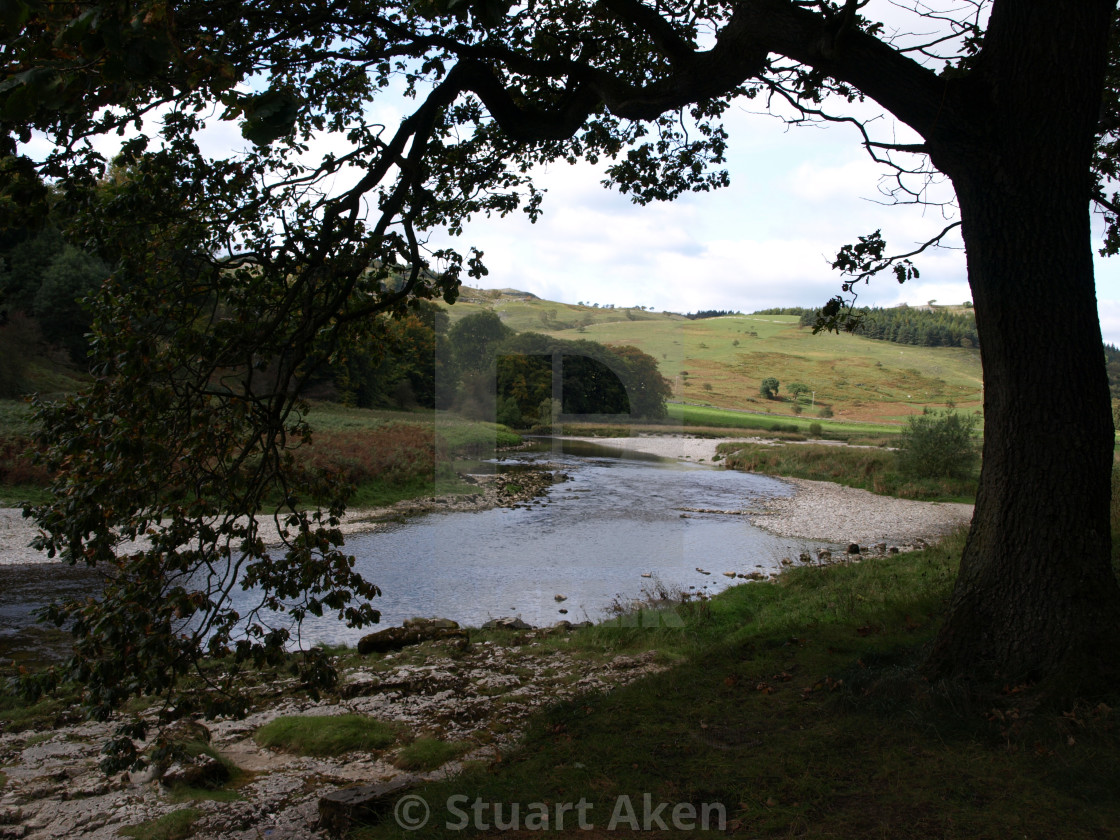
164;718;212;745
318;778;415;836
722;572;736;578
817;548;832;562
874;542;887;553
481;617;533;631
403;617;460;630
780;558;793;566
552;621;573;631
640;572;652;578
888;546;900;554
554;594;567;602
357;624;467;655
558;608;568;614
798;552;811;563
847;543;861;555
160;753;229;789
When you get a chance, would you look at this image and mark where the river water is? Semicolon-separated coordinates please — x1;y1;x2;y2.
0;439;830;658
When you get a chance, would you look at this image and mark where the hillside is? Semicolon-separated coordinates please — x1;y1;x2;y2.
444;289;984;424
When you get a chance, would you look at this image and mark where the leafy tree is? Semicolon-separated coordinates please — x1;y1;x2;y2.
3;0;1120;745
760;377;780;399
448;310;514;376
896;408;980;480
788;383;810;402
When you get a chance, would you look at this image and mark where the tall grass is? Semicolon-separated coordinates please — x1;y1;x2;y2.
720;441;977;501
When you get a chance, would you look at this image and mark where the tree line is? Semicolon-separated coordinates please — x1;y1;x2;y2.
328;308;670;426
0;224;107;395
798;306;979;349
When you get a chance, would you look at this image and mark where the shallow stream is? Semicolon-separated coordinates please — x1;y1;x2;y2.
0;439;831;658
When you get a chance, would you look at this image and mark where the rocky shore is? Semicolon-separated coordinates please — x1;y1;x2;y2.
0;623;665;840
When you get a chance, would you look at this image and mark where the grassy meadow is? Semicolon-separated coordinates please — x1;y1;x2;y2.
0;398;523;509
445;289;984;425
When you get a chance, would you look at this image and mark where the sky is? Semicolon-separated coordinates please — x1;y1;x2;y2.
21;2;1120;344
430;100;1120;344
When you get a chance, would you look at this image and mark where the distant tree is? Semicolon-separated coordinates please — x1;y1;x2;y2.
788;383;810;402
897;408;980;479
760;378;779;400
448;310;513;375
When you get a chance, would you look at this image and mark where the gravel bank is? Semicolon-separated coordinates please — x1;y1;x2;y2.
559;434;740;462
750;476;972;546
562;435;973;545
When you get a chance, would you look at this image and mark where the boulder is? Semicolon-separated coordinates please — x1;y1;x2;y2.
319;778;415;836
403;617;460;630
160;753;229;789
164;718;211;745
847;543;861;555
481;616;533;631
817;548;832;562
357;624;467;655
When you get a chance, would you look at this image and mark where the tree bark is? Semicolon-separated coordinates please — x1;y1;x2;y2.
922;0;1120;691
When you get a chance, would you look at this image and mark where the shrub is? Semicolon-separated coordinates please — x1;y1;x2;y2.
896;408;979;479
818;406;834;418
809;422;823;437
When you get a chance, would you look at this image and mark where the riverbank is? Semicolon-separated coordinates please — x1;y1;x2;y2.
562;435;973;545
0;468;566;566
2;529;1112;840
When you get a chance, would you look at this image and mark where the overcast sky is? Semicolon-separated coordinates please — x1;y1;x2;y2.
24;1;1120;345
432;100;1120;345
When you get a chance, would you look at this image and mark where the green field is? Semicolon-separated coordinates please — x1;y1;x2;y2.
444;290;984;425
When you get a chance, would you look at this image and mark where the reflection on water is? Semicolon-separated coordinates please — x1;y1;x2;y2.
0;439;831;658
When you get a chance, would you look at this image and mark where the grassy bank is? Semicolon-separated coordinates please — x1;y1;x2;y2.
719;440;978;503
668;402;903;441
0;399;523;509
345;529;1120;839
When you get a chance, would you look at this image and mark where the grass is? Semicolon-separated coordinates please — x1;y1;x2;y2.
119;809;202;840
0;399;523;510
254;714;403;757
0;691;74;731
393;738;472;772
720;440;978;502
349;531;1120;840
668;402;905;438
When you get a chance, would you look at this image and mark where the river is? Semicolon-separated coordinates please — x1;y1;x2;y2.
0;439;830;659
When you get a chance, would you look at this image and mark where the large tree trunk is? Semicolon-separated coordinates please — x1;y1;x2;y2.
923;0;1120;691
